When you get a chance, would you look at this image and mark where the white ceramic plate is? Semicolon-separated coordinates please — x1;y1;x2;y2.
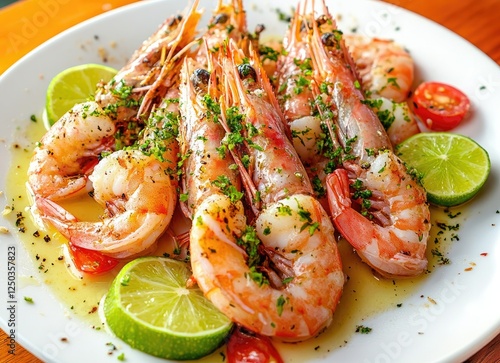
1;0;499;362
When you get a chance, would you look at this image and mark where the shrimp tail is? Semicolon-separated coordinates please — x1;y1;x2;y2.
34;198;103;247
326;169;377;254
35;198;100;252
325;169;351;220
35;198;78;240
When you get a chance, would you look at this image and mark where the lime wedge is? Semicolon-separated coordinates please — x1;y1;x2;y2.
45;63;117;126
103;257;233;360
396;132;490;207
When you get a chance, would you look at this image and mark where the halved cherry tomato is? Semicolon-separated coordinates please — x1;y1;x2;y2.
412;81;470;131
69;243;119;274
227;327;284;363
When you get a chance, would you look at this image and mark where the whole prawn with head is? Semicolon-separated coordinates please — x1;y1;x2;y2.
27;1;202;202
305;2;430;278
31;2;202;260
275;3;418;210
185;42;344;341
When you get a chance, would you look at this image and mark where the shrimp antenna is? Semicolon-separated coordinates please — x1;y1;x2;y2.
285;5;302;49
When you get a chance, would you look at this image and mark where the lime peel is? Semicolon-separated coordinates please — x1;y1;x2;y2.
104;257;233;360
45;63;117;126
396;132;490;207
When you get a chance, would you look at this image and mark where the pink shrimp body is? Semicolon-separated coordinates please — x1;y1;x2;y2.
28;1;201;202
32;3;202;258
344;34;420;145
28;102;115;201
344;34;414;103
305;1;430;277
36;147;177;258
327;154;429;277
188;42;344;340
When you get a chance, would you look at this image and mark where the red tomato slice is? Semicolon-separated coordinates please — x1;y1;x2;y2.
69;243;119;274
227;327;284;363
412;81;470;131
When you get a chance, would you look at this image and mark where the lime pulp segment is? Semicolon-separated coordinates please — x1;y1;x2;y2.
45;64;117;125
396;132;490;207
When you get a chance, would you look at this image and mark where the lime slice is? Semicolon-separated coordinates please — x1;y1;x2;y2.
103;257;233;360
45;63;117;125
396;132;490;207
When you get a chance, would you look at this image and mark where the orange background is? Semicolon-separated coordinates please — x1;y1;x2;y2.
0;0;138;74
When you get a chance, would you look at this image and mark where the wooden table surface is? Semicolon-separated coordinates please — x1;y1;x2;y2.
1;0;499;362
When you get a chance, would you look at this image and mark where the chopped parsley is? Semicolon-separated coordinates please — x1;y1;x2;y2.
275;8;292;23
120;274;131;286
355;325;372;334
259;45;280;62
211;175;244;203
237;226;262;268
296;200;320;235
351;179;373;218
312;175;326;198
277;204;292;216
293;57;313;73
202;94;221;123
431;248;450;265
276;295;287;316
386;77;400;88
247;266;268;287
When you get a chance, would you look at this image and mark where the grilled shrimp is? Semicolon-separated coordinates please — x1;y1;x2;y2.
306;2;430;277
32;4;202;259
35;69;183;258
28;101;116;201
344;34;413;103
327;155;429;277
344;34;420;145
27;1;201;202
36;146;178;259
35;74;183;259
188;43;344;340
